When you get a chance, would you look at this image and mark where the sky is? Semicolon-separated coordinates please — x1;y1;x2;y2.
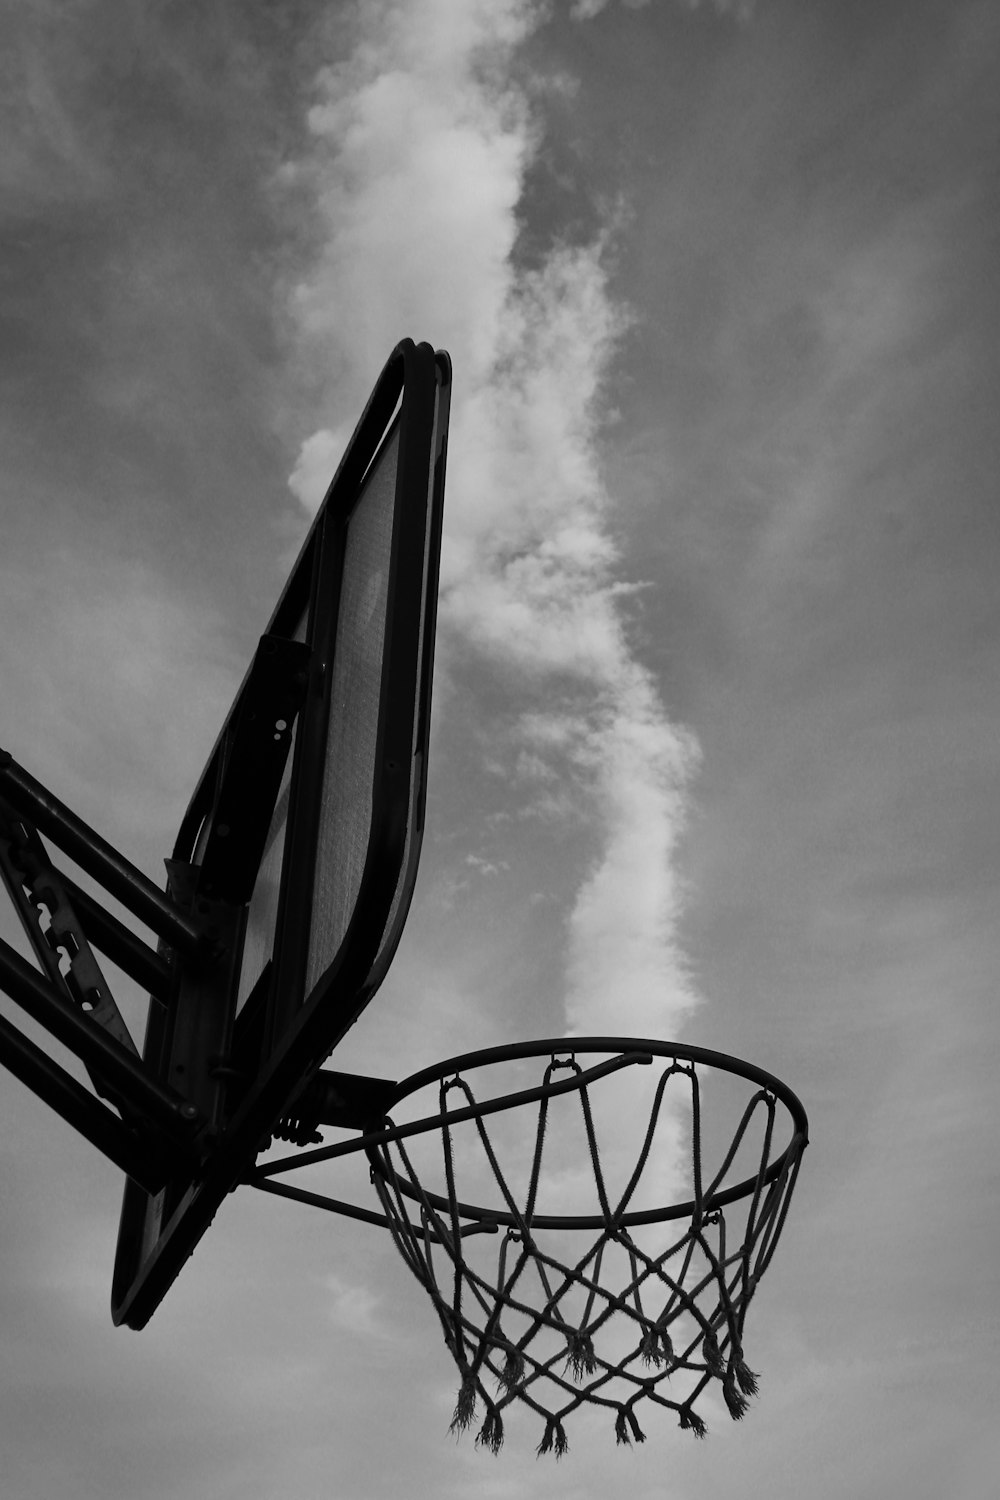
1;0;998;1495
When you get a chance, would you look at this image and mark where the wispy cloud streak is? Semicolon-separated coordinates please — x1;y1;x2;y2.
287;0;700;1042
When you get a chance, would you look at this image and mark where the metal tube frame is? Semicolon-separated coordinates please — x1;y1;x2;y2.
57;873;172;1001
0;750;206;956
0;1008;169;1193
253;1176;498;1239
0;934;200;1142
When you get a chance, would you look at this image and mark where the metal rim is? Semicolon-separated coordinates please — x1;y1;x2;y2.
367;1035;808;1230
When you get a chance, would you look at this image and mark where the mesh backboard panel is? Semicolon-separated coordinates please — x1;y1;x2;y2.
305;424;399;995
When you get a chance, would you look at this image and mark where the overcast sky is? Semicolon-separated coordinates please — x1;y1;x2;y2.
1;1;998;1496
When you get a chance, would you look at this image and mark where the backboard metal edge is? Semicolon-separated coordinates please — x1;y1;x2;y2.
111;342;450;1328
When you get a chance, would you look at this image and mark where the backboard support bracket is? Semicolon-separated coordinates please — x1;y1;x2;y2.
0;925;204;1188
0;629;316;1185
0;338;455;1329
0;801;139;1068
0;750;208;956
0;759;223;1190
273;1068;399;1144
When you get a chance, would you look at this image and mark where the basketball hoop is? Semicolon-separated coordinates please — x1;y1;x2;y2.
345;1037;807;1452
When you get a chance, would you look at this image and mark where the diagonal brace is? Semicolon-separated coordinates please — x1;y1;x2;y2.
0;934;202;1144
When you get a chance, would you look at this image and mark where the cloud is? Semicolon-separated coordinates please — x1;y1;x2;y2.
322;1271;385;1337
284;0;534;436
286;0;700;1050
0;2;111;214
287;426;350;510
570;0;757;21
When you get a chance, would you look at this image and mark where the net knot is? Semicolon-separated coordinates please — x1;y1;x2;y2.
679;1407;707;1439
499;1344;525;1391
449;1375;477;1435
476;1403;504;1455
702;1330;726;1379
723;1380;750;1421
615;1408;647;1446
536;1415;569;1458
566;1329;597;1380
640;1326;675;1367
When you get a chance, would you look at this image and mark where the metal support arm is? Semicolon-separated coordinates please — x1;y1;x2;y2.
0;935;202;1142
0;750;207;956
0;1009;172;1193
56;872;172;1001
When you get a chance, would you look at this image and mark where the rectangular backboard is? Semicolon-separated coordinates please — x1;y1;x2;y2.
112;340;451;1327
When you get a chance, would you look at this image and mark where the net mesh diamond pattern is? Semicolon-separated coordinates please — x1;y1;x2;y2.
367;1050;805;1454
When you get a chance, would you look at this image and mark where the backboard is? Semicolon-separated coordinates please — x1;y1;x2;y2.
112;339;452;1328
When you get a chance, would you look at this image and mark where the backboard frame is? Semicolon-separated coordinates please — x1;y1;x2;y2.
112;339;451;1327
